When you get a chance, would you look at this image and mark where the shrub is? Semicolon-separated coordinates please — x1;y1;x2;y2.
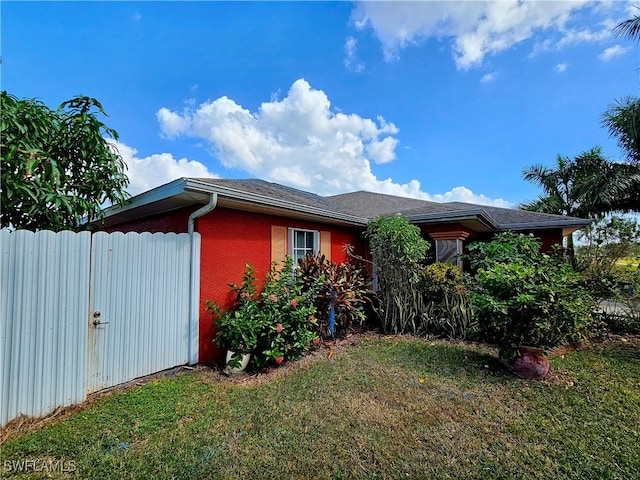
420;262;463;301
418;262;475;339
420;288;476;339
576;215;640;302
467;233;596;354
297;253;373;339
466;231;543;270
364;215;430;334
207;258;320;370
254;257;320;368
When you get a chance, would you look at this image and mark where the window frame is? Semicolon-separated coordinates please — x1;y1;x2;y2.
288;227;320;263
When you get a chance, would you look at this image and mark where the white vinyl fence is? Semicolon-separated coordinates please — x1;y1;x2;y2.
1;230;198;427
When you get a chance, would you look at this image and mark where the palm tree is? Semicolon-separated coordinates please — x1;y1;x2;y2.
521;152;584;262
602;97;640;165
601;98;640;214
521;148;605;218
521;148;638;261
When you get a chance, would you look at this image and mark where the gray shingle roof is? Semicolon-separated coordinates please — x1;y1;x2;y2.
443;202;589;228
325;191;466;218
189;179;589;230
193;178;336;211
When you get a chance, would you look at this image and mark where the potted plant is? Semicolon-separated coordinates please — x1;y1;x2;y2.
208;299;261;372
206;264;262;372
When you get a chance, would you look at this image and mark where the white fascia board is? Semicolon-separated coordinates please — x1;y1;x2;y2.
498;219;592;231
101;178;189;218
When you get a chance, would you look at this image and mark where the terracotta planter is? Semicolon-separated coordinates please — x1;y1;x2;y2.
225;350;251;373
500;346;549;379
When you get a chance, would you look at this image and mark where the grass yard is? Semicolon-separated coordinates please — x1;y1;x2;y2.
2;335;639;479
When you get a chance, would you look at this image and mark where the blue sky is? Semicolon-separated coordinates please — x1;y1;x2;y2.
3;1;638;207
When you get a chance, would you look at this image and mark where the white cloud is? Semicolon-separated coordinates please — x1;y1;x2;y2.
344;36;365;72
110;140;218;196
598;44;630;61
157;107;190;138
156;78;509;207
430;186;511;208
554;63;568;72
480;72;496;83
555;25;611;49
352;1;616;69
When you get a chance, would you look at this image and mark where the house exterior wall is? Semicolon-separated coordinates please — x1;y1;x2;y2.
196;207;365;363
99;206;365;364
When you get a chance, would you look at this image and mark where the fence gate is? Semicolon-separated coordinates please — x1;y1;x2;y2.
2;230;196;426
87;232;192;393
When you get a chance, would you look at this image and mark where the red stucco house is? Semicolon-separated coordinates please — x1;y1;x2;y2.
94;178;590;363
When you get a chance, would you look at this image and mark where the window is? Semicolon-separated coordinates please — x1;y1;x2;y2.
289;228;319;263
435;238;463;270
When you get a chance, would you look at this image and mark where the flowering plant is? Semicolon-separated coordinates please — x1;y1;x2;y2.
252;257;320;368
207;257;321;370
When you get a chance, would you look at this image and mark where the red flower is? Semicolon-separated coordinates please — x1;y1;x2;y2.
313;337;320;345
276;356;284;365
290;299;298;307
276;323;284;333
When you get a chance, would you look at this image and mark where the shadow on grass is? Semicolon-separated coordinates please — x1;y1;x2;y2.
356;337;515;383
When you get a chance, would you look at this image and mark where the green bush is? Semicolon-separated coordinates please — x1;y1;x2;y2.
420;262;463;301
207;258;320;370
576;215;640;302
419;262;476;339
420;288;476;339
466;231;544;270
206;264;260;357
467;233;596;353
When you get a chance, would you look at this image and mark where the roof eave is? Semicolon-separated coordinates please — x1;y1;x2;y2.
407;209;499;232
95;178;369;229
497;219;592;232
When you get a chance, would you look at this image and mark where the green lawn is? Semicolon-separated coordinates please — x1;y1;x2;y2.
2;335;639;479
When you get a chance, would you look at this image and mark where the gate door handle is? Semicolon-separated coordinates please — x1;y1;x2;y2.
92;311;109;326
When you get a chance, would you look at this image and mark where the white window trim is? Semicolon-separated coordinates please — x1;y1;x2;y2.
288;228;320;261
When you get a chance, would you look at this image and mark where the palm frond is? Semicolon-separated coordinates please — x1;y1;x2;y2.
614;15;640;42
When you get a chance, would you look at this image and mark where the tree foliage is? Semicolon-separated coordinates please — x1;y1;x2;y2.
1;92;129;231
521;147;637;218
577;216;640;278
603;97;640;165
614;11;640;43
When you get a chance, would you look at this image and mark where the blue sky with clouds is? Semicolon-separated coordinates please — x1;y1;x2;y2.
3;1;638;207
